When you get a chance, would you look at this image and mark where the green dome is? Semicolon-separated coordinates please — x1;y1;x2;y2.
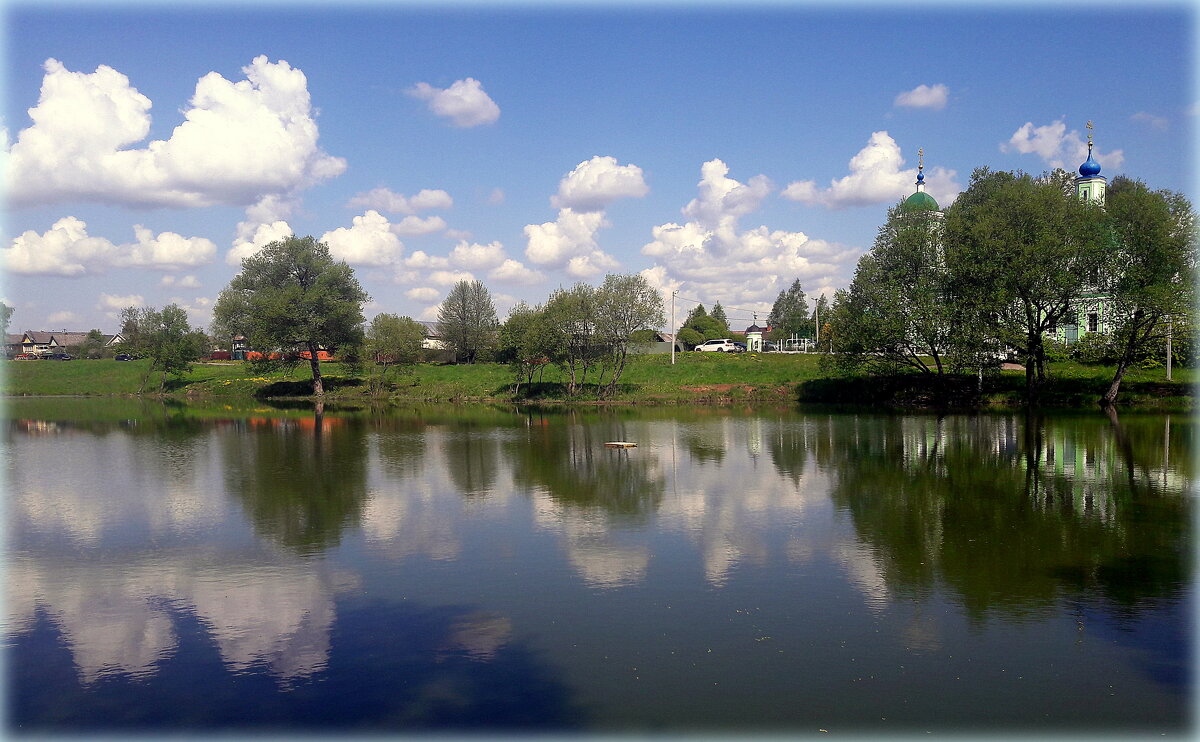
901;191;940;212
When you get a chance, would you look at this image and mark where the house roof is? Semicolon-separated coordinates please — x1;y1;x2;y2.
22;331;57;344
21;330;121;347
52;332;93;347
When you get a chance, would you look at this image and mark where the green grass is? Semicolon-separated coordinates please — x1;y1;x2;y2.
1;353;1192;409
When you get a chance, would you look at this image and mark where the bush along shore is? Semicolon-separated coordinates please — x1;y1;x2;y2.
2;353;1192;411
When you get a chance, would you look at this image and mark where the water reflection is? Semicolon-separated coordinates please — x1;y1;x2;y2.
4;400;1191;732
818;414;1190;621
221;415;370;552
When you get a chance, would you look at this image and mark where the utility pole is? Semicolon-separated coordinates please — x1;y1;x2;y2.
1166;315;1173;381
814;296;820;351
671;290;677;365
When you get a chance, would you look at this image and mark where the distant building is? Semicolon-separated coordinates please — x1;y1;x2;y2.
904;129;1113;346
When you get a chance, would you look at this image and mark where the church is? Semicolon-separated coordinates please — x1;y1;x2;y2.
902;125;1113;345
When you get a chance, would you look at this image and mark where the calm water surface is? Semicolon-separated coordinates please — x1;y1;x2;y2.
3;399;1192;734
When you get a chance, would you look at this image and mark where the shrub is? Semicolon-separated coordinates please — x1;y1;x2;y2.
1043;337;1071;363
1069;333;1117;365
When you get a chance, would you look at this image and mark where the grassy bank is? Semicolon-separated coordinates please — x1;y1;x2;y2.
2;353;1192;410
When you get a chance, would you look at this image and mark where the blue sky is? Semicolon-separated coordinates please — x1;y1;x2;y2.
3;2;1194;335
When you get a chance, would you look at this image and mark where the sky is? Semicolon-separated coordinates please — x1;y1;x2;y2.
2;2;1195;336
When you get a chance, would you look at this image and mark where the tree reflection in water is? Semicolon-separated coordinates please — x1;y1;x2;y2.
221;410;371;553
509;410;665;521
804;413;1191;622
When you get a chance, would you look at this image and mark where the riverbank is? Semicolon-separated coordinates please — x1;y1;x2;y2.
2;354;1192;410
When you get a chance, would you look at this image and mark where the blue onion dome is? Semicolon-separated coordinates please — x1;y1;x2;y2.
1079;151;1102;177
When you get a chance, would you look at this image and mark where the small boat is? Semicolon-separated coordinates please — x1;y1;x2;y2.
604;441;637;448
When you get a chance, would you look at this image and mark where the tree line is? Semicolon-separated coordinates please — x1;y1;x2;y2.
825;168;1195;407
198;235;665;398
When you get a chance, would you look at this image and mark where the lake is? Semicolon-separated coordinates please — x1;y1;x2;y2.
3;399;1192;735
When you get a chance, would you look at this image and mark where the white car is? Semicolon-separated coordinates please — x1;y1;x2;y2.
694;339;740;352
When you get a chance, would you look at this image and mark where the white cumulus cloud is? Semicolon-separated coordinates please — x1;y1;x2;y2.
428;269;476;286
551;156;649;211
489;259;545;286
403;250;450;270
346;187;452;214
1002;118;1125;172
161;275;201;288
523;208;620;278
449;240;506;271
321;210;405;266
781;132;959;209
227;219;293;266
4;217;216;276
894;83;949;110
97;293;145;313
642;159;862;313
391;215;447;236
408;77;500;128
8;56;345;209
405;287;440;302
46;311;81;326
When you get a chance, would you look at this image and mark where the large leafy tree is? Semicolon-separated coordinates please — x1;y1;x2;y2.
682;303;729;340
0;302;13;341
1098;177;1196;406
499;301;558;394
438;279;498;364
943;168;1108;402
767;279;814;341
595;272;665;396
365;313;425;384
542;283;601;394
213;236;369;397
833;206;955;374
119;304;208;392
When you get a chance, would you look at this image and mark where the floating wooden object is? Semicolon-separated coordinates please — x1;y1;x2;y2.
604;441;637;448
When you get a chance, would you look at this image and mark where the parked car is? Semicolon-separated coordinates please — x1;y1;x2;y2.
732;342;747;352
695;339;741;352
45;353;73;361
13;353;39;360
114;354;133;361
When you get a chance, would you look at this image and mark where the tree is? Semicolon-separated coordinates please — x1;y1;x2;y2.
943;168;1108;402
767;279;814;341
0;302;13;341
1098;177;1196;406
365;313;425;385
542;283;600;394
833;205;955;374
213;235;369;397
710;302;731;334
438;279;498;364
121;304;209;392
80;329;107;359
595;273;665;396
676;327;705;349
682;303;726;340
499;301;557;395
118;306;154;356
